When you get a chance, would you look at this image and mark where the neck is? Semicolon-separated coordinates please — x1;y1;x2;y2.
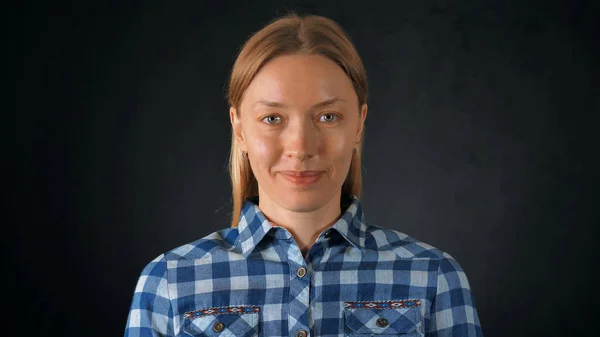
258;190;343;257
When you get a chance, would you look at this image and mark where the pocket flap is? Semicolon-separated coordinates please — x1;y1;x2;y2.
182;306;259;337
343;300;422;335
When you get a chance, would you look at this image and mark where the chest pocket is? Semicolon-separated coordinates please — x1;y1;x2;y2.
343;300;423;336
181;306;260;337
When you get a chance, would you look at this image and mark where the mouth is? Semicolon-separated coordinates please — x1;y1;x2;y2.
279;171;325;186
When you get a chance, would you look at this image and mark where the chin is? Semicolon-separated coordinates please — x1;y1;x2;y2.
280;190;336;213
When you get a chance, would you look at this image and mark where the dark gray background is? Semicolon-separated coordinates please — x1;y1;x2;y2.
9;0;598;336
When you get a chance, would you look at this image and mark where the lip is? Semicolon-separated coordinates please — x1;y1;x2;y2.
279;171;325;186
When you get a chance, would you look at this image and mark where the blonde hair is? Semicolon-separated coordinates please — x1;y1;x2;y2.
227;13;368;227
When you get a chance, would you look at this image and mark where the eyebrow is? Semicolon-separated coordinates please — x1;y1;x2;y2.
253;97;347;110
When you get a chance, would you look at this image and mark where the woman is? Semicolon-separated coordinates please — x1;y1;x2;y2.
124;13;483;337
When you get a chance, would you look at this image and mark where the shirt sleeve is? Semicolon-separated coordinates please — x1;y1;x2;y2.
427;254;483;336
124;254;174;337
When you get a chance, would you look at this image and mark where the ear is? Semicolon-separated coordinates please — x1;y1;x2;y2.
356;103;368;142
229;106;247;150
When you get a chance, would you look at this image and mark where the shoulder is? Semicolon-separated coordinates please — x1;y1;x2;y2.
163;227;239;261
363;224;473;290
138;227;239;273
363;223;451;261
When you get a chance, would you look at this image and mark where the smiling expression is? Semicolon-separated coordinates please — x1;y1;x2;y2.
230;53;367;213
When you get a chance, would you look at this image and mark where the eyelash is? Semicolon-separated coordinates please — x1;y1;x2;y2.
261;113;341;125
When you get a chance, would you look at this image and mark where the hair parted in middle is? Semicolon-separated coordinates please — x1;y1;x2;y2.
227;13;368;228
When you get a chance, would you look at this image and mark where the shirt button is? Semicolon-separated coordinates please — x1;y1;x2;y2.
376;317;389;328
297;267;307;278
213;322;225;332
324;230;332;238
296;329;308;337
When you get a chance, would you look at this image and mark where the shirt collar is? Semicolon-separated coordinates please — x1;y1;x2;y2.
234;195;367;257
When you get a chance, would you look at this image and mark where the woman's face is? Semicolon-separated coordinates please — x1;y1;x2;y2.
231;54;367;214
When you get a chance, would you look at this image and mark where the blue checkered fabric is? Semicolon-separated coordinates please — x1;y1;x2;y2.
185;308;259;337
124;196;483;336
343;305;421;334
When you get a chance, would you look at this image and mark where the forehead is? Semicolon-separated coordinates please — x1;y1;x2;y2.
242;54;358;110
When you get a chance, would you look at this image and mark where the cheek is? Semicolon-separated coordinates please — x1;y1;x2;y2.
330;137;350;153
325;130;354;159
247;132;280;165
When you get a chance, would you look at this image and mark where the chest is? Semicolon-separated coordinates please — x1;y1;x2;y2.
169;253;437;336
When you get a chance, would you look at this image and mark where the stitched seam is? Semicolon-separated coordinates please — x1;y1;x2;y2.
344;299;422;309
184;305;260;319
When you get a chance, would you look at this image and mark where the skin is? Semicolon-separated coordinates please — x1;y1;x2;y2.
230;54;367;256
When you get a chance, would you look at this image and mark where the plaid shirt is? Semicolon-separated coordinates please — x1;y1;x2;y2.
124;196;483;337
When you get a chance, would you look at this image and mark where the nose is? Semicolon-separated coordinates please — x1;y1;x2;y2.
283;119;318;161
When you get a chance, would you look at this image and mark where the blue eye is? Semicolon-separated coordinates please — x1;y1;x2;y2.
320;113;339;123
262;115;281;124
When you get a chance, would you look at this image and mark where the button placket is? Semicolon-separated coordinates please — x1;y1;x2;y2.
286;241;310;337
